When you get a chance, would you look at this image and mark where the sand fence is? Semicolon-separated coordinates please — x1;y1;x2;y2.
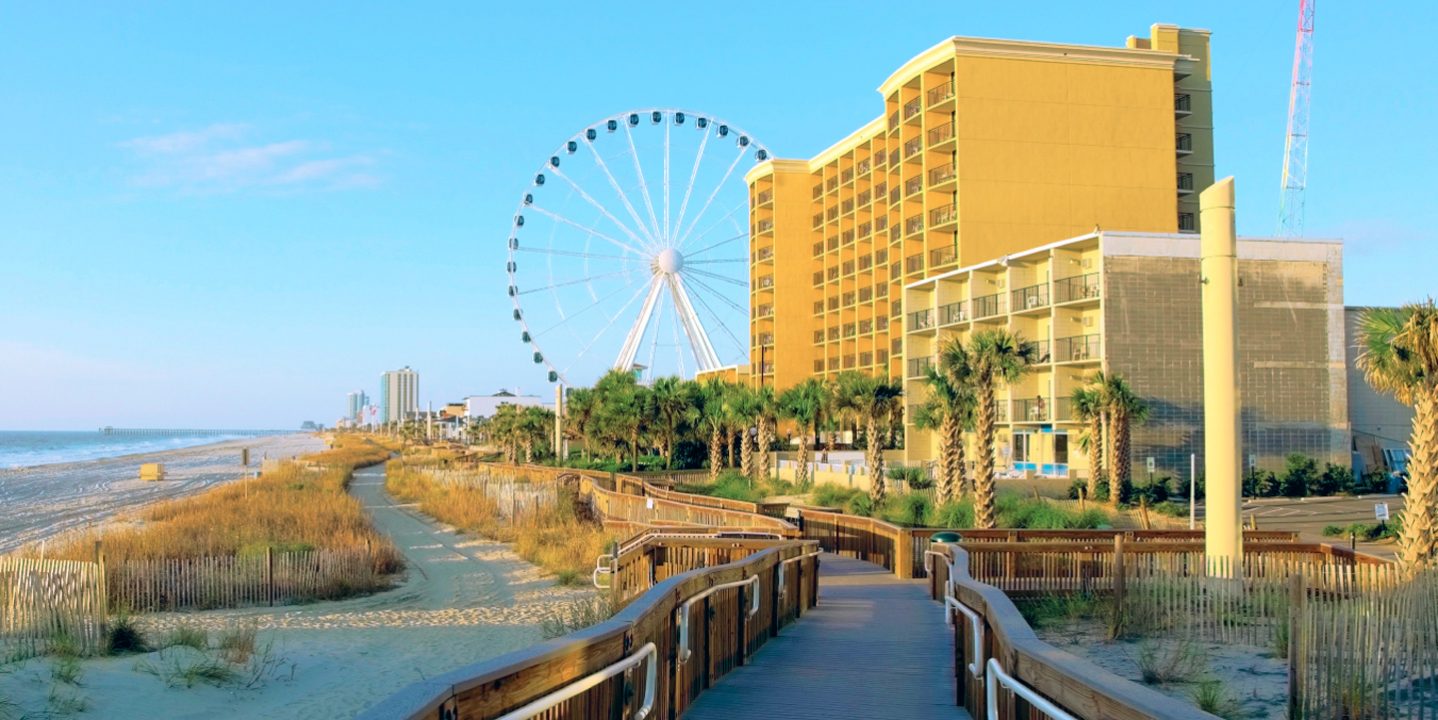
0;556;107;655
422;466;563;523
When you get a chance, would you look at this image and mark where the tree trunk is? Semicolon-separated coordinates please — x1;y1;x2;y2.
756;417;772;481
740;430;754;479
974;382;997;529
523;439;533;464
821;422;832;463
867;416;886;506
725;429;735;468
938;414;960;505
709;428;723;483
630;433;639;472
796;435;811;489
1400;388;1438;574
1086;415;1104;502
1111;411;1130;508
1102;410;1114;501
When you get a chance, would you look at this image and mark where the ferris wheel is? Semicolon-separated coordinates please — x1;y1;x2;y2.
507;108;769;385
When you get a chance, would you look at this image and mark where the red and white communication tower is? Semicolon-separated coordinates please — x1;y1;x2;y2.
1278;0;1316;237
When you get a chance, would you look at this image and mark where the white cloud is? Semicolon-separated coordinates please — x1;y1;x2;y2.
118;123;381;193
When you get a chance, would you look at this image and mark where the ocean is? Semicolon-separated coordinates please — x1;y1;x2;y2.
0;431;267;470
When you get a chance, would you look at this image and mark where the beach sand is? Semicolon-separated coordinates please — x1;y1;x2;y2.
1;463;592;719
0;434;325;554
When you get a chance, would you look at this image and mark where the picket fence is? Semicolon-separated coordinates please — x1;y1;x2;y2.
423;467;562;522
0;556;107;655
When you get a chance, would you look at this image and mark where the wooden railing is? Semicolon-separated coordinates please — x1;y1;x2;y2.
362;542;820;720
584;476;797;536
608;537;799;607
927;543;1214;719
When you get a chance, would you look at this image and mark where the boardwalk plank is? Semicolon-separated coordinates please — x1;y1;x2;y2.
682;554;970;719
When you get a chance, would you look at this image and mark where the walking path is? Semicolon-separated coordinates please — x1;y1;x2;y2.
682;554;971;719
4;463;588;720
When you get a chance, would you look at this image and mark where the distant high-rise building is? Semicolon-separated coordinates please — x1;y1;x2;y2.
380;367;419;424
346;390;370;424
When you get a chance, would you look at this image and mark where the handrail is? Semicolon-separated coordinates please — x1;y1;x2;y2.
777;549;823;600
944;596;983;679
494;642;658;720
986;658;1076;720
677;575;760;664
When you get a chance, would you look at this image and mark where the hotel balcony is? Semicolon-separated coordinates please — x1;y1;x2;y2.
1011;283;1049;313
755;218;773;233
929;203;957;228
1022;339;1051;364
902;97;923;122
907;308;935;332
938;300;968;326
1012;397;1059;423
904;252;924;274
1176;133;1193;155
1054;334;1101;363
928;162;956;186
1179;212;1196;232
1053;272;1100;304
1177;172;1194;195
926;121;954;146
755;189;773;206
929;246;957;268
906;355;935;379
904;215;925;237
1174;93;1192;116
971;292;1006;319
903;137;923;159
926;81;955;106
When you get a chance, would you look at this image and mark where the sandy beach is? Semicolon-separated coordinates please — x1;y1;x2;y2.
1;463;590;718
0;434;325;555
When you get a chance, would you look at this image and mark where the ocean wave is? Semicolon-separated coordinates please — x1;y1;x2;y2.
0;432;264;470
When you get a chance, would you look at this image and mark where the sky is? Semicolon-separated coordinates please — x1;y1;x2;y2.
1;1;1434;430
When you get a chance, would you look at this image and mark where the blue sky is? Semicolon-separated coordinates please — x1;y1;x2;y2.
2;2;1434;430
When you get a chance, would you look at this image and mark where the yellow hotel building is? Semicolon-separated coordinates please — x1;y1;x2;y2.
744;24;1213;390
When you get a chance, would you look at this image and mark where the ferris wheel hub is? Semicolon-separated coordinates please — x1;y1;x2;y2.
654;247;684;275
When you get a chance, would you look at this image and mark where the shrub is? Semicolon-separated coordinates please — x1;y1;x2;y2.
1135;637;1207;685
1193;679;1242;718
1319;463;1354;496
809;483;864;509
929;501;974;529
844;493;874;517
106;612;149;655
879;493;931;527
1283;453;1320;497
1322;524;1346;537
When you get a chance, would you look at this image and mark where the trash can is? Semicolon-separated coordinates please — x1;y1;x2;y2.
930;531;962;544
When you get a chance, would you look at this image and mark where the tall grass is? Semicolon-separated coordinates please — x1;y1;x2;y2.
386;461;612;584
42;437;402;575
675;471;794;503
806;484;1110;530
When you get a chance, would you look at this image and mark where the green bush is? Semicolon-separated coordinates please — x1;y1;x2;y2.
930;501;975;528
879;493;932;526
809;483;864;509
1282;453;1320;497
844;493;874;517
1151;501;1187;518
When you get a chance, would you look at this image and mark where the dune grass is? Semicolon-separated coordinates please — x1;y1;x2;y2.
43;437;403;576
385;460;612;585
803;483;1109;530
674;471;795;504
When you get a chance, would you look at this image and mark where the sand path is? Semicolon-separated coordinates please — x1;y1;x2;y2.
0;434;325;554
3;463;590;719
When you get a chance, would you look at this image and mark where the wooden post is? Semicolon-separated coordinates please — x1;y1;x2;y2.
896;528;914;579
266;546;275;607
1112;535;1126;638
1287;571;1305;715
93;540;108;624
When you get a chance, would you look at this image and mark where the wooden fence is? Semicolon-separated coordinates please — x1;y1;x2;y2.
421;467;562;522
107;547;387;612
607;537;797;607
0;557;107;655
359;542;820;720
582;475;797;536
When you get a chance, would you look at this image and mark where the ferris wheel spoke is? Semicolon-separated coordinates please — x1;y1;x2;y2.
685;267;748;288
622;122;664;246
582;139;660;249
533;280;643;338
670;125;711;252
680;200;749;255
683;273;748;316
563;275;658;373
686;257;746;265
646;289;666;376
684;231;747;259
613;275;666;372
518;268;636;296
674;143;747;249
668;275;721;371
670;299;686;378
678;275;747;357
528;203;648;257
662;120;671;242
543;165;652;252
517;247;643;263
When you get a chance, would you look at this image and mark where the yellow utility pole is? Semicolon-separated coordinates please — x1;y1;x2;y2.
1200;177;1243;577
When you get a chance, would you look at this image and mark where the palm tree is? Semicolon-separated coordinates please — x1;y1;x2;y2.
753;385;777;481
564;387;598;460
698;379;732;482
778;379;827;489
1071;384;1106;502
490;404;522;463
649;376;695;469
834;371;904;505
726;384;759;479
518;405;554;463
593;369;649;470
916;340;976;505
1358;302;1438;573
968;329;1036;529
1100;373;1149;508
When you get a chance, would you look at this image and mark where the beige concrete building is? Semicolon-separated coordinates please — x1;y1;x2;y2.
901;231;1349;480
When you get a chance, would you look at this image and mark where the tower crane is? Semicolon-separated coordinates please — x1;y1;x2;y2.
1278;0;1315;237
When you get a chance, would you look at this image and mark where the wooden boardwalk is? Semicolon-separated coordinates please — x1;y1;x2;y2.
682;554;970;719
